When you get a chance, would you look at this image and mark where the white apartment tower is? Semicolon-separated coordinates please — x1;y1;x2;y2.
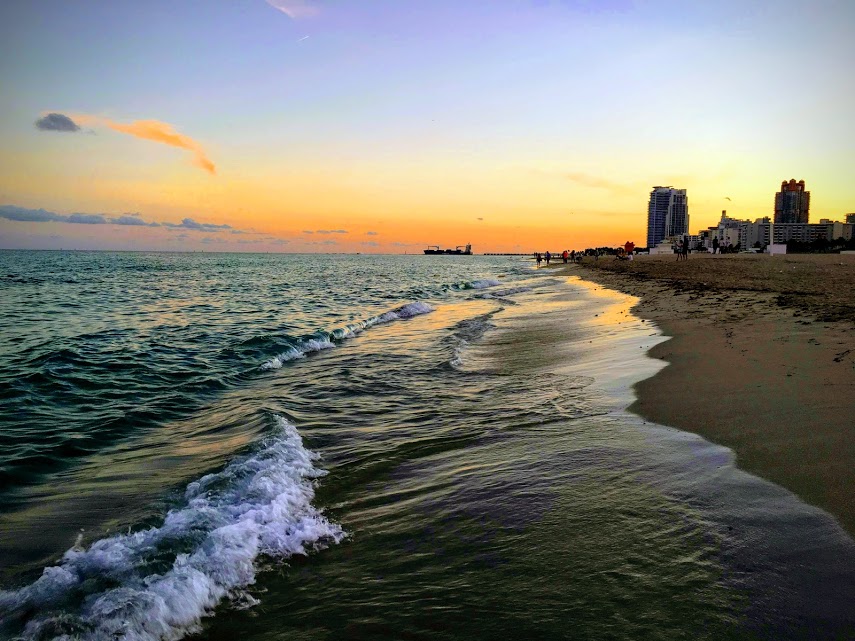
647;187;689;248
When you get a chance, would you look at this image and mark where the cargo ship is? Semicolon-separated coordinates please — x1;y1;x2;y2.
423;244;472;255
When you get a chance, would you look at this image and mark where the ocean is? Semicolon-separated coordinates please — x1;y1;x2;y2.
0;250;853;640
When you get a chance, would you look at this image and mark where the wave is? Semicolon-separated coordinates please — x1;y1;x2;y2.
0;416;343;641
473;285;531;299
448;278;500;291
260;301;434;370
448;313;498;369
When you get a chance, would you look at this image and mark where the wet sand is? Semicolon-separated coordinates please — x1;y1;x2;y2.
559;253;855;536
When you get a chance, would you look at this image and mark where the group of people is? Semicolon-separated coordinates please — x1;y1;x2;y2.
534;251;552;266
711;237;734;254
534;250;583;267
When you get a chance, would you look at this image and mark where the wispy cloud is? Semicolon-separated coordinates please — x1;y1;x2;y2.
35;113;81;133
563;172;637;195
265;0;319;19
67;114;216;174
315;229;347;235
365;231;379;236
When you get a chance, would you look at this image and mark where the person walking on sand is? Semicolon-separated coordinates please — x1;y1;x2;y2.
562;250;568;264
682;235;689;260
536;252;542;267
545;251;551;266
712;237;719;254
676;239;683;261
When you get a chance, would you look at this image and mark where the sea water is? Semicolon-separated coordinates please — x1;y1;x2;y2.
0;251;853;640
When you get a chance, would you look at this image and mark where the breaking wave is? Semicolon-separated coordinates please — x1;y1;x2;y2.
0;416;343;641
448;278;501;290
448;312;498;369
260;301;434;370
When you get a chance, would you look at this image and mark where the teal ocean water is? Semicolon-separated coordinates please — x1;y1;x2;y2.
1;250;853;640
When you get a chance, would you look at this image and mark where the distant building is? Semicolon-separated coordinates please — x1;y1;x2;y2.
702;211;772;250
771;222;854;244
647;187;688;248
774;179;810;224
846;213;855;225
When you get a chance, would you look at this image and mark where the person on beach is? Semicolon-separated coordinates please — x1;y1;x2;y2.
545;251;551;266
712;237;719;254
536;252;542;267
682;235;689;260
676;239;683;261
571;250;576;263
562;250;568;264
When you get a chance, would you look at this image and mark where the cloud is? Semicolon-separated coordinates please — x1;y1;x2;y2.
35;113;81;133
265;0;319;19
365;231;379;236
73;114;216;174
162;218;231;232
476;217;484;221
302;230;314;234
563;172;636;195
315;229;348;234
67;213;107;224
0;206;245;233
361;241;380;247
0;206;63;222
112;214;160;227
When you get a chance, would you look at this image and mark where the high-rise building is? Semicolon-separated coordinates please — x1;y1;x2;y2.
647;187;688;248
846;213;855;225
774;179;810;224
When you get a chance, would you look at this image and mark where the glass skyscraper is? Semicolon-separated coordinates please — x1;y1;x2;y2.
647;187;688;248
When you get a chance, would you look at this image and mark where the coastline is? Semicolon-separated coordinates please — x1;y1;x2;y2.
557;253;855;537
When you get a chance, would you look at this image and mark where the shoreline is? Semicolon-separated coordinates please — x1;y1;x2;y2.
554;254;855;537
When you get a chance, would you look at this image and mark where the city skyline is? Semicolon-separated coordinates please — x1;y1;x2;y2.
1;1;854;252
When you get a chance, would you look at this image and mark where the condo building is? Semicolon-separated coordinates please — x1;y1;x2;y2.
775;179;810;224
647;187;688;248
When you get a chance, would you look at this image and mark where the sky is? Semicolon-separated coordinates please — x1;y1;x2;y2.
1;0;853;253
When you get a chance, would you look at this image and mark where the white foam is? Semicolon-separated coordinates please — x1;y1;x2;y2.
260;337;335;370
260;302;434;370
468;278;501;289
0;416;343;641
450;340;467;369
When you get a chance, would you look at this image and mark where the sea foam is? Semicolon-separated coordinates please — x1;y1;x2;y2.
0;416;343;641
260;301;434;370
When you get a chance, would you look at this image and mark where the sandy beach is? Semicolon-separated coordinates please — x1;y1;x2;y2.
565;253;855;536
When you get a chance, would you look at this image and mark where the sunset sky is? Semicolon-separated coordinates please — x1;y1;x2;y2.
1;0;853;253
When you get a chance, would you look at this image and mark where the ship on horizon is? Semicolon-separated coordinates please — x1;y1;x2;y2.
423;243;472;255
